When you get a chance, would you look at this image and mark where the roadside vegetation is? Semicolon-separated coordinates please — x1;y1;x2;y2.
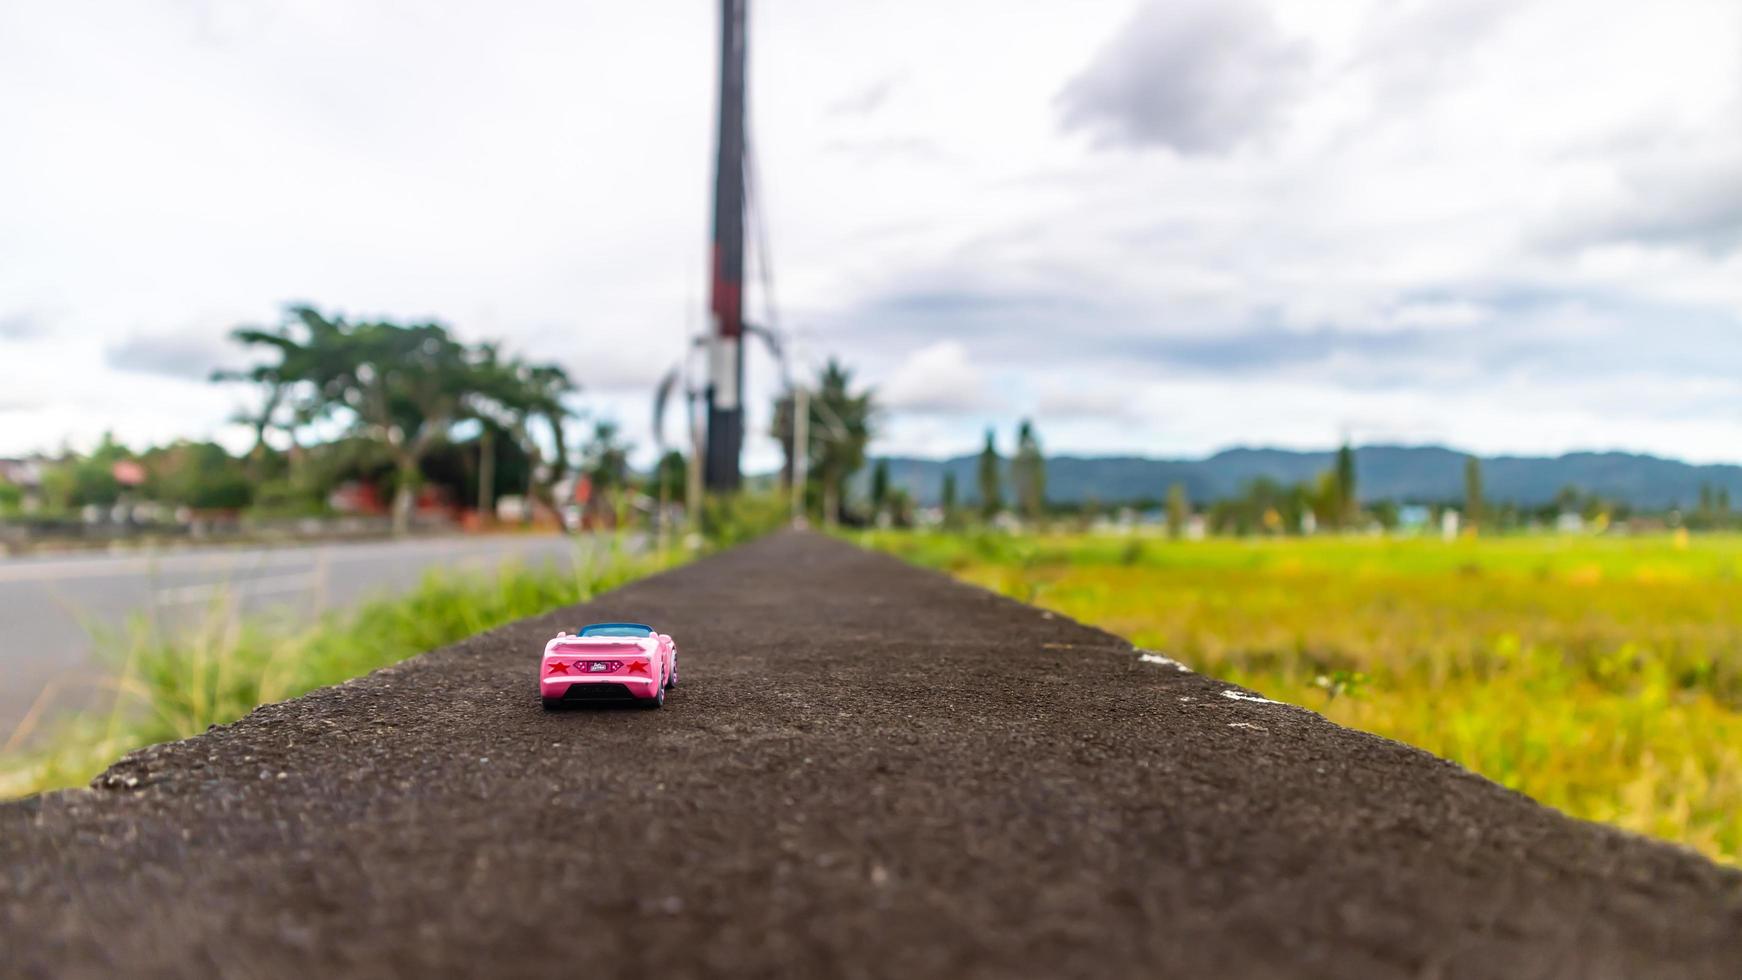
860;530;1742;866
0;536;669;797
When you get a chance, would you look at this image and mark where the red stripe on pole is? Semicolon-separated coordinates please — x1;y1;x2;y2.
709;244;743;338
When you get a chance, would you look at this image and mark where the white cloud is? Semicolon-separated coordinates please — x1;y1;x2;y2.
827;77;899;117
104;325;245;382
879;341;996;415
1057;0;1312;154
0;311;47;340
1034;381;1140;423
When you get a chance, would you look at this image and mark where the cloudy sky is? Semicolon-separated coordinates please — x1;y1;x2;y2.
2;0;1740;469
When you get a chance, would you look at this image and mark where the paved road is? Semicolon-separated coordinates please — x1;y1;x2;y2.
3;531;1740;978
0;534;599;736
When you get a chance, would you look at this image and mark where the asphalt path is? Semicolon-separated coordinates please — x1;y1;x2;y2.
0;534;597;737
3;531;1739;978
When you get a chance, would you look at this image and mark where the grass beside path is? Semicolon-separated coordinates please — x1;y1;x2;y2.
859;529;1742;866
0;534;683;798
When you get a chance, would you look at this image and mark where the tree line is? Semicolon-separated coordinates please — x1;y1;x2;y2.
1;307;654;533
846;438;1727;537
5;312;1731;538
1;308;891;536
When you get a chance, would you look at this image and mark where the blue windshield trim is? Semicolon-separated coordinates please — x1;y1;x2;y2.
577;622;654;638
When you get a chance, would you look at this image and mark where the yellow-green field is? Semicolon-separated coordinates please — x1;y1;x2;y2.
859;530;1742;865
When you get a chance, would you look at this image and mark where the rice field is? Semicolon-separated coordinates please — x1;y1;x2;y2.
858;529;1742;865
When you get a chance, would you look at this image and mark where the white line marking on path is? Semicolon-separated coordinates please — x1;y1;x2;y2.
1220;690;1288;706
1138;651;1193;672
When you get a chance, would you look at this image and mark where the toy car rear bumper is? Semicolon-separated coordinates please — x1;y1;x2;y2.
542;675;661;701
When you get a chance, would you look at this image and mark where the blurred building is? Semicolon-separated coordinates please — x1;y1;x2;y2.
1397;505;1431;532
0;456;47;513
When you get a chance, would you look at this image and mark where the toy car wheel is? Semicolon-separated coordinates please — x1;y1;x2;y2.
665;673;677;690
541;696;563;711
643;687;665;709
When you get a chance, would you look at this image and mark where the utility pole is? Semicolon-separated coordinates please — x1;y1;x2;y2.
705;0;748;492
791;339;809;526
687;382;705;544
477;426;495;523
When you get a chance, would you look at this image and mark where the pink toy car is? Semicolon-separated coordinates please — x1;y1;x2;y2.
541;623;677;709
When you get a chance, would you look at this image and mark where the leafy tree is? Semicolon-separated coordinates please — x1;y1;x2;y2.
1555;485;1581;514
580;419;632;521
224;306;576;534
804;360;874;526
1239;477;1290;535
871;458;890;518
886;487;915;528
1308;470;1341;530
977;428;1003;521
228;307;474;533
1081;494;1102;531
67;459;123;509
211;345;319;479
940;472;959;528
1334;442;1358;528
1464;456;1485;533
300;434;395;505
1012;419;1045;523
41;433;131;511
144;441;253;511
651;450;688;503
1370;499;1400;531
770;389;798;489
469;346;579;526
1166;482;1189;539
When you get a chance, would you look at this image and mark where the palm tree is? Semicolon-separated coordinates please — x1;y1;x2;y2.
805;360;874;526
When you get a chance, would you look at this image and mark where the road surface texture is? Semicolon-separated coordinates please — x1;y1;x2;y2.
3;531;1739;979
0;533;598;734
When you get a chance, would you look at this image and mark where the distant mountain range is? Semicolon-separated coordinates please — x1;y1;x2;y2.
861;446;1742;510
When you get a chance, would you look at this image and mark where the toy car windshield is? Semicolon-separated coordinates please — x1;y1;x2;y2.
577;623;654;638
